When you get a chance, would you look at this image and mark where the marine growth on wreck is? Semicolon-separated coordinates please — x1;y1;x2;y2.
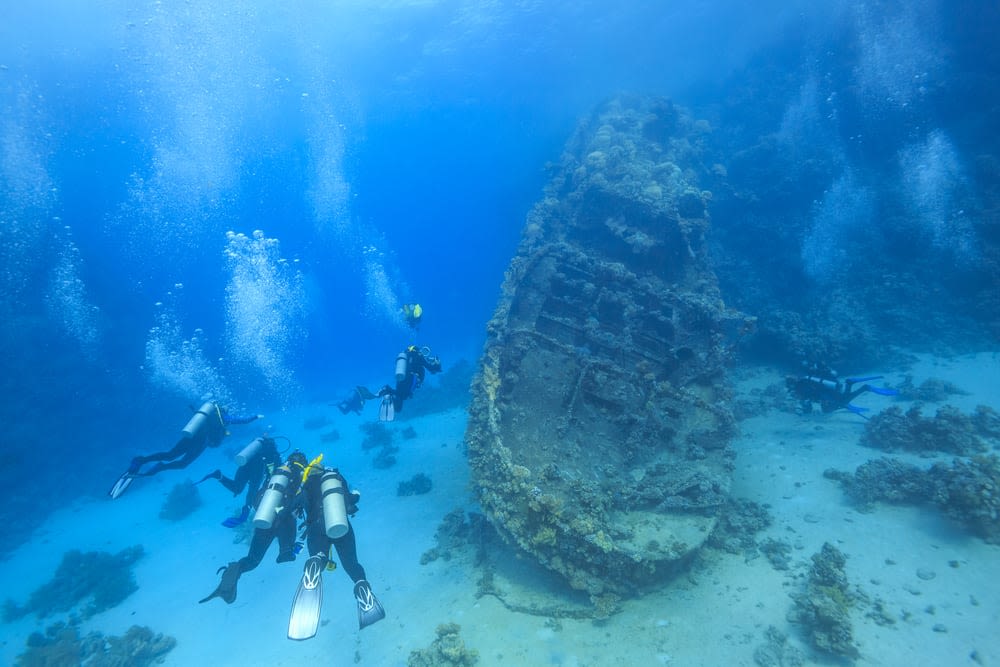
466;96;750;596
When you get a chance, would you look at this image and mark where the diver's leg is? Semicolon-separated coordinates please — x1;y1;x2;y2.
330;523;367;583
142;441;208;475
132;438;189;466
274;512;298;563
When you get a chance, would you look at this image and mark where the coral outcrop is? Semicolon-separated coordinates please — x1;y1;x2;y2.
407;623;479;667
15;621;175;667
159;480;202;520
4;546;144;621
789;543;859;660
828;454;1000;543
466;96;750;596
860;404;1000;455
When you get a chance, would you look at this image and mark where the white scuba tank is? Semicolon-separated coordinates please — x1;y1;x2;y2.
394;351;408;383
235;437;264;466
320;469;349;539
253;465;293;529
181;401;217;438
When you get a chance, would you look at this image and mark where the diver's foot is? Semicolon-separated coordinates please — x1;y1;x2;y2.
276;549;296;564
221;506;250;528
354;580;386;630
199;562;241;604
127;459;142;475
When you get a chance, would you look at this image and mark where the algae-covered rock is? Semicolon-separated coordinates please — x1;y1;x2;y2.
159;480;202;520
6;545;144;620
930;454;1000;543
789;542;859;660
829;455;1000;543
407;623;479;667
15;621;175;667
860;404;997;455
466;96;749;596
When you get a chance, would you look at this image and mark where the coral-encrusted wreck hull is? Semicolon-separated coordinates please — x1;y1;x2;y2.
467;97;746;596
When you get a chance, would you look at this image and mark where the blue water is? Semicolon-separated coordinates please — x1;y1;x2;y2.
1;0;997;608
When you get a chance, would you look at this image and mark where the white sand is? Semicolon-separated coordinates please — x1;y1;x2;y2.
2;351;998;666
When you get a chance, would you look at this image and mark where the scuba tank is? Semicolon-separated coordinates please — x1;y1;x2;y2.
235;437;264;466
253;464;294;529
182;400;217;438
320;469;349;539
394;351;409;383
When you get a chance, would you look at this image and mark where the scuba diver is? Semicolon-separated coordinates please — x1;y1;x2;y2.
109;400;263;499
200;450;385;636
401;303;423;330
336;345;442;421
786;362;898;418
196;435;282;527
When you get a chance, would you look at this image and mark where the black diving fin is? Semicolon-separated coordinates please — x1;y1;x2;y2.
199;562;241;604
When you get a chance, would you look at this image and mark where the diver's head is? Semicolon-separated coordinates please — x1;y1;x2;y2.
287;451;308;469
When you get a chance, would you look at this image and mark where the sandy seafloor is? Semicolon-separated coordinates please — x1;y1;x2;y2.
2;351;998;666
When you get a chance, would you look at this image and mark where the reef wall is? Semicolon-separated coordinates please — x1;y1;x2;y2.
466;96;750;596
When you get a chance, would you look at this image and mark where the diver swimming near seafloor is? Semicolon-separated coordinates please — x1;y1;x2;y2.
199;449;385;635
786;362;898;418
108;400;264;500
195;434;286;527
337;344;442;421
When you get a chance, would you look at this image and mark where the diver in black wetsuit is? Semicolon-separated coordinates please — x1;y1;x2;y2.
198;435;282;527
786;363;898;417
109;400;264;500
337;345;442;418
130;401;263;476
200;450;383;629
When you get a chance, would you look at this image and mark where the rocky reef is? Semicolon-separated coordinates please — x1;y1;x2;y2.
466;96;751;597
827;454;1000;543
788;542;859;661
159;480;202;520
4;546;144;621
407;623;479;667
860;403;1000;455
15;621;175;667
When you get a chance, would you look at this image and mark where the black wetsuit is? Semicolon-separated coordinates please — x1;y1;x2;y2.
134;405;260;476
301;469;365;583
787;375;871;413
379;347;442;413
214;465;365;599
216;437;281;510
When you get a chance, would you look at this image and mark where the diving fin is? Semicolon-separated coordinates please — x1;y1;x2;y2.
354;579;385;630
108;472;135;500
379;395;395;422
288;555;325;640
199;562;242;604
222;505;250;528
867;386;899;396
845;404;871;420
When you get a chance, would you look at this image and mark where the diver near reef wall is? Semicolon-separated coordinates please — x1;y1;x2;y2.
199;450;385;636
196;434;283;527
786;362;898;417
108;401;263;499
337;345;442;421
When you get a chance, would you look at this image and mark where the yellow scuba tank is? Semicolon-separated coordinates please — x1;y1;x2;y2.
181;400;217;438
